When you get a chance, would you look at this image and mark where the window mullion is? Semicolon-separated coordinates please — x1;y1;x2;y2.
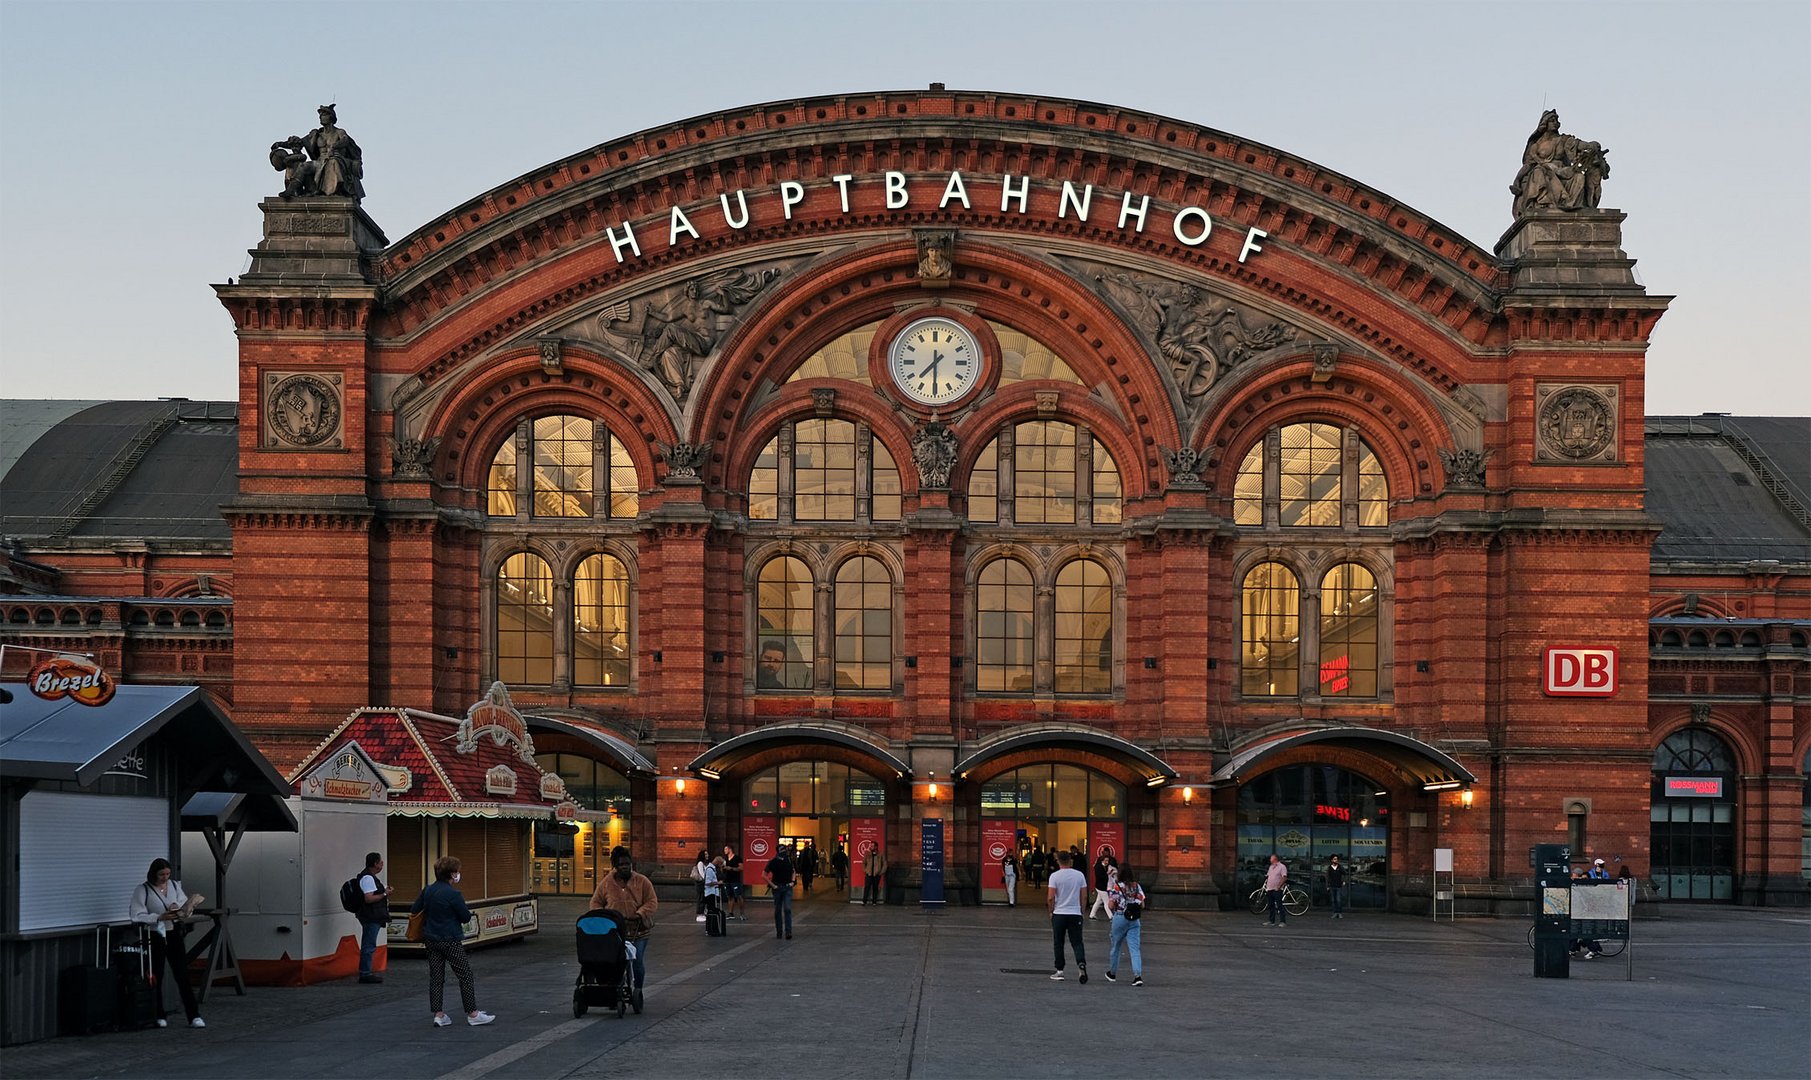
1000;426;1017;526
515;418;532;522
778;425;796;521
1076;427;1094;525
1263;428;1281;529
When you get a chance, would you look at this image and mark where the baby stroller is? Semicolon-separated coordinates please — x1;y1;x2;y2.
573;909;642;1018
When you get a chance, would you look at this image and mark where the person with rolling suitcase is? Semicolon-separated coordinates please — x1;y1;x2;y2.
127;858;205;1029
703;856;728;937
114;928;158;1030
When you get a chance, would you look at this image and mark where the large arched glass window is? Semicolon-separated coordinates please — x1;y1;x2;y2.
788;322;881;384
747;422;900;523
1241;562;1300;696
486;415;639;519
1232;422;1390;529
755;556;813;691
1054;559;1113;694
1319;563;1378;697
967;422;1119;527
573;553;631;687
1650;728;1738;901
833;556;893;690
976;558;1034;693
497;552;554;685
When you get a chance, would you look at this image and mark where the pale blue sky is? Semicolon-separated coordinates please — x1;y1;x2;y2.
2;0;1806;415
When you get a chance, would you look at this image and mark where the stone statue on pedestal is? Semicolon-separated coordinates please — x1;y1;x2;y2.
1511;109;1608;220
271;104;365;200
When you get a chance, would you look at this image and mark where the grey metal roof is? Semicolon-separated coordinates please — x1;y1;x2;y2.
0;400;103;482
525;715;658;776
0;681;288;798
0;400;237;543
1645;416;1811;565
953;722;1177;785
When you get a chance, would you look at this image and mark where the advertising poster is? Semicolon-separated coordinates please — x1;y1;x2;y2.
981;819;1015;892
850;817;884;894
1089;820;1126;867
920;818;946;905
743;819;778;878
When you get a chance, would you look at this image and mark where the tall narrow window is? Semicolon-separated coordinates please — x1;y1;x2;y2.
606;434;639;518
872;440;901;522
1278;422;1343;527
755;556;813;690
1357;442;1387;527
1241;562;1299;696
749;436;779;520
488;436;518;517
533;415;593;518
1234;441;1264;526
969;437;999;523
497;552;554;685
1092;450;1122;525
977;558;1034;693
1054;559;1113;694
1014;421;1077;524
1319;563;1378;697
573;553;630;687
833;556;893;690
794;419;857;521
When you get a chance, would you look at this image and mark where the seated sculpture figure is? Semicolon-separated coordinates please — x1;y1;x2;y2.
271;105;365;200
1511;109;1609;219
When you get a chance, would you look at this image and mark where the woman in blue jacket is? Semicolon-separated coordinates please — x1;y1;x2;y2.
410;856;495;1027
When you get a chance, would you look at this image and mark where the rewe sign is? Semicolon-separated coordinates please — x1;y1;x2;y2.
1543;647;1618;697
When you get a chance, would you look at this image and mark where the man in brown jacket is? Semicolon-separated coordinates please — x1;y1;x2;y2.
589;848;658;992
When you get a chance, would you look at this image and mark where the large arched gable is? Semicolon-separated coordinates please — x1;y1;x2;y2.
368;91;1508;401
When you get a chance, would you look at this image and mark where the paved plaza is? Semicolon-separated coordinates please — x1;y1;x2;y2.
7;896;1807;1079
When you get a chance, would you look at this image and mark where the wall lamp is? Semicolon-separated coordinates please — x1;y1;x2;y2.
927;782;939;803
1460;788;1474;810
674;778;687;799
1182;786;1194;805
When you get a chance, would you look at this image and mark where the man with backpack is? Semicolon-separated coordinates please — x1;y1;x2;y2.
343;852;392;983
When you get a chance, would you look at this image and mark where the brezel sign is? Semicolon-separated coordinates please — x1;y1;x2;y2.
595;171;1271;267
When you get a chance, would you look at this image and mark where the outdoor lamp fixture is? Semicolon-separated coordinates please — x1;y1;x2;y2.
1182;786;1195;805
1460;788;1474;810
1144;775;1168;788
675;778;687;799
1423;780;1462;792
697;767;721;781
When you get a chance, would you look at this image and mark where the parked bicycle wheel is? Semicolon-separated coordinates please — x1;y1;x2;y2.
1248;887;1268;915
1283;888;1310;917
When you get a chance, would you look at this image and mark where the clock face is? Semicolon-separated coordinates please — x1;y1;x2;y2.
888;317;982;406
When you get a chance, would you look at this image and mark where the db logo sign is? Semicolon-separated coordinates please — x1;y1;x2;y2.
28;654;117;707
1543;647;1618;697
987;840;1008;860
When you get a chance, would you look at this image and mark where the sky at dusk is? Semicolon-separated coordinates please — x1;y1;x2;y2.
1;0;1806;416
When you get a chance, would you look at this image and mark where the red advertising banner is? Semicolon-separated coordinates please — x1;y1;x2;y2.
743;819;778;878
981;819;1015;891
849;818;885;892
1089;821;1126;868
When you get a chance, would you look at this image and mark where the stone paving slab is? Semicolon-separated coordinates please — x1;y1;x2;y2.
5;897;1806;1079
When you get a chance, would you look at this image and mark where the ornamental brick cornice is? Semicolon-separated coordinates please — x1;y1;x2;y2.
214;289;378;335
367;92;1522;379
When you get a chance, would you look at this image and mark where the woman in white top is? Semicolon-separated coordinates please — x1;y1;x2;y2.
127;858;205;1028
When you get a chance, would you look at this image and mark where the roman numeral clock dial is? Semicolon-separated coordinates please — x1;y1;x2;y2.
887;316;982;407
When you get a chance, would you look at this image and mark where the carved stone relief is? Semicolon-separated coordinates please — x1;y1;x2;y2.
657;440;711;483
1159;446;1208;489
391;434;440;480
1535;384;1618;463
263;372;344;449
1438;446;1491;489
590;266;781;402
915;228;955;288
911;421;959;489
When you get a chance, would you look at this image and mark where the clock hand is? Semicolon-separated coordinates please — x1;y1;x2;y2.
924;352;942;386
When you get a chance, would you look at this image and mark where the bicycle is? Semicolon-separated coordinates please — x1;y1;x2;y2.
1248;884;1310;918
1525;924;1625;957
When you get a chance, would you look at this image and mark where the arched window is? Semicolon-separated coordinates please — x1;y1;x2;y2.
1651;728;1738;901
833;556;893;690
497;552;554;685
573;553;631;687
755;556;813;691
747;422;900;523
1319;563;1379;697
976;558;1034;693
788;322;881;384
967;422;1120;527
1233;422;1391;529
1653;728;1736;773
487;415;639;519
1241;562;1300;696
1054;559;1113;694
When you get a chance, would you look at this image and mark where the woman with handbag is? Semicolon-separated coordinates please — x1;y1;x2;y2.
1104;865;1146;987
692;848;710;922
409;856;495;1027
127;858;205;1028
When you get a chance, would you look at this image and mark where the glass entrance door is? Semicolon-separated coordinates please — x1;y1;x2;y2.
1236;765;1390;909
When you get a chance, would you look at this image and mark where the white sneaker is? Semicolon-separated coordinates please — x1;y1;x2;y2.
433;1014;453;1027
155;1019;168;1028
1049;971;1064;981
189;1018;206;1029
468;1011;496;1026
696;915;707;922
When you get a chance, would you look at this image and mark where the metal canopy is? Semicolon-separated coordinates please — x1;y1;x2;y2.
180;790;299;834
687;721;913;780
952;723;1178;786
525;715;658;777
1207;726;1477;789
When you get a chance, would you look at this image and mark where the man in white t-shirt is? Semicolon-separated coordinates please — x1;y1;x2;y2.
1046;850;1089;982
357;852;393;983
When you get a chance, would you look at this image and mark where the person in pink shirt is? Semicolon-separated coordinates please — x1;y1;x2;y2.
1263;854;1290;927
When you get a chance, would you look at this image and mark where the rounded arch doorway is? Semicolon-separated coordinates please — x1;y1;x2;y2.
740;760;885;902
1237;764;1391;909
1650;728;1738;901
978;764;1127;905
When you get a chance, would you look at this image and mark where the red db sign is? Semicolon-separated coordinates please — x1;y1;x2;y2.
1542;647;1618;697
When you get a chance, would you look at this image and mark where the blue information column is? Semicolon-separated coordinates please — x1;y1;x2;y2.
920;818;946;905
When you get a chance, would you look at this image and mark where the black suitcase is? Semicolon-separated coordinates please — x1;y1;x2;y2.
60;927;120;1035
705;897;726;937
114;934;158;1030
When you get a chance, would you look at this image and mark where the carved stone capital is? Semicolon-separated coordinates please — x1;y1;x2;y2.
657;440;712;484
1311;345;1338;384
538;338;563;374
1035;391;1061;417
1437;446;1491;489
391;434;441;480
1689;702;1712;726
812;388;837;416
1160;446;1209;489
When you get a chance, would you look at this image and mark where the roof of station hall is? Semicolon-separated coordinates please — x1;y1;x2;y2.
2;401;1807;567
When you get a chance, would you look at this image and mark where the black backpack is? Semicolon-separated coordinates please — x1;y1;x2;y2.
339;875;365;915
1122;888;1144;921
